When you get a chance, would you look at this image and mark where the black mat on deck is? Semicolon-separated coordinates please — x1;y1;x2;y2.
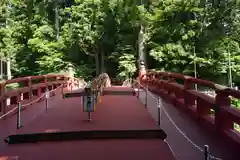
64;90;136;98
5;129;167;144
103;90;135;96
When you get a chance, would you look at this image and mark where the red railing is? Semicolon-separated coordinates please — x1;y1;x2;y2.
0;74;81;119
140;71;240;149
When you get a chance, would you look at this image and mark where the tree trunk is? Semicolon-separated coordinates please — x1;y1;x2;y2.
95;53;99;76
101;51;105;73
55;2;59;40
138;25;146;68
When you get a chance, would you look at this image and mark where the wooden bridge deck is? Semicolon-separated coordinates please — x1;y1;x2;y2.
0;86;239;160
0;87;175;160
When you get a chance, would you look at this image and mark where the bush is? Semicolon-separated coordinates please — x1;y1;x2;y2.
231;98;240;108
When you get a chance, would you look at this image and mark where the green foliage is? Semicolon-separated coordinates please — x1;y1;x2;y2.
5;82;20;90
0;0;239;85
118;53;137;79
145;0;240;83
232;98;240;108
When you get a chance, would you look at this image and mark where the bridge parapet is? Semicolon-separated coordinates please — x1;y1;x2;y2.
0;74;82;118
140;71;240;150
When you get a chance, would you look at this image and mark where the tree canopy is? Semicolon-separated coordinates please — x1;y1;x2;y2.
0;0;239;85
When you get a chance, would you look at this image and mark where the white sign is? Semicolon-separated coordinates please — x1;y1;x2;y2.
83;96;94;112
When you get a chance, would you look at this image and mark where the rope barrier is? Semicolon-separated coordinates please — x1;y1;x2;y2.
0;106;17;120
22;84;63;109
134;80;223;160
164;139;179;160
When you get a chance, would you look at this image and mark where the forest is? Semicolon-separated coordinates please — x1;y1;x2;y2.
0;0;239;86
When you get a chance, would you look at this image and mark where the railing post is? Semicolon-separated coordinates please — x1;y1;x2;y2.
215;89;232;132
2;99;6;120
184;78;195;107
156;79;162;94
98;86;102;104
149;74;155;91
84;87;93;122
88;112;92;121
71;78;73;92
183;78;193;90
44;75;48;94
17;92;21;107
204;145;210;160
61;82;64;98
28;76;32;99
137;81;140;98
0;83;6;120
45;88;49;111
17;102;22;129
167;74;176;90
145;85;148;108
145;77;149;91
158;97;161;126
131;78;133;88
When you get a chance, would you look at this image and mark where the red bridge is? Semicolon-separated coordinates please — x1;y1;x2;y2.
0;72;239;160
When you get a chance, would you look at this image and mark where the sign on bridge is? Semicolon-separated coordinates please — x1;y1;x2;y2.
83;88;96;112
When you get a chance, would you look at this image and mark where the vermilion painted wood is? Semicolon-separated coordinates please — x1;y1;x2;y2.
140;71;240;151
0;74;80;118
1;87;176;160
1;71;240;158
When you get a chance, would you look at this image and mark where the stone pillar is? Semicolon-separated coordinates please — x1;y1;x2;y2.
67;66;74;91
68;66;74;78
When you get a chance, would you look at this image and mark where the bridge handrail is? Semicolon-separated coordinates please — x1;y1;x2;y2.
0;74;82;118
140;71;240;150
